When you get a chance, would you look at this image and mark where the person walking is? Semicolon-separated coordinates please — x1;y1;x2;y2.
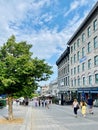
38;99;41;107
87;96;94;114
81;101;87;117
45;98;49;109
72;99;79;117
41;99;44;107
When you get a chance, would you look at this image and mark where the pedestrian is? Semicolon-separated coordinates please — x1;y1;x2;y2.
87;96;94;114
72;99;79;117
45;99;49;109
38;99;41;107
25;97;29;106
41;99;44;107
81;101;87;117
34;99;38;107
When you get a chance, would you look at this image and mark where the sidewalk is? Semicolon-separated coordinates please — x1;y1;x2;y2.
0;104;32;130
31;104;98;130
31;106;68;130
0;103;98;130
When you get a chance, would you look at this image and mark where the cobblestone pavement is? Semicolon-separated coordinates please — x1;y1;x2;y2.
31;104;98;130
0;102;98;130
0;104;32;130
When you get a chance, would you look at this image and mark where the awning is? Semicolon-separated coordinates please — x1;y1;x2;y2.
44;94;53;97
78;87;98;93
90;91;98;93
78;91;90;93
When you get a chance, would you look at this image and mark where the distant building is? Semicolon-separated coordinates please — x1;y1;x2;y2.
40;85;49;96
56;47;70;105
49;79;59;97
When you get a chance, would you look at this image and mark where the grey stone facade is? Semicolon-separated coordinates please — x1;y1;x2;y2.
56;2;98;102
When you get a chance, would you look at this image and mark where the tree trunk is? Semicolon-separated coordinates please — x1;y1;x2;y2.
8;96;13;120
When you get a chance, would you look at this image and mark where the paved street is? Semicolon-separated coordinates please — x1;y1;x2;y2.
0;102;98;130
31;103;98;130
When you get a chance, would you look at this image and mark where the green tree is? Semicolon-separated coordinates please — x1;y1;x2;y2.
0;35;53;120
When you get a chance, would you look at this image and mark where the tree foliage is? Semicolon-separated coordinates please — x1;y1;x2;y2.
0;35;53;97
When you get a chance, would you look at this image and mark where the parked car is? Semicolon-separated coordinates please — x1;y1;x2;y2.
93;99;98;107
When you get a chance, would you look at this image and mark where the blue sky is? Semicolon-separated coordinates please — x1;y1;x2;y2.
0;0;97;86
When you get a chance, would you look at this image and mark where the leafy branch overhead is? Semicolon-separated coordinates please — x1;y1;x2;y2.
0;35;53;96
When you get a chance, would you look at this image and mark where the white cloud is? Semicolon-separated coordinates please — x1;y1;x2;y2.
64;0;92;17
15;29;67;60
64;0;79;17
0;0;97;86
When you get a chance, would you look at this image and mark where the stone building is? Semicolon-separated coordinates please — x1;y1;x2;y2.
56;2;98;102
56;47;70;105
48;79;59;97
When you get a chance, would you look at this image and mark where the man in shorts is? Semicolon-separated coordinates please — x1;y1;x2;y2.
87;96;94;114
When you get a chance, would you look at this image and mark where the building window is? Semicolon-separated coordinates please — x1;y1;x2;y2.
94;55;98;66
77;51;80;61
83;77;85;85
88;42;91;53
71;79;73;86
66;77;67;86
71;46;73;53
71;57;73;64
68;76;69;86
95;74;98;84
82;63;85;71
94;36;98;48
71;69;72;75
64;78;65;86
77;65;80;73
68;55;69;61
82;33;85;42
77;39;80;47
88;75;92;85
87;26;91;37
93;19;97;31
82;47;85;57
68;64;69;72
74;67;76;74
88;59;91;69
74;42;76;50
74;54;76;63
74;79;76;86
64;68;65;74
78;77;80;86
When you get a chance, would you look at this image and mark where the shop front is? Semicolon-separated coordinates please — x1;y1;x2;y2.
77;87;98;102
